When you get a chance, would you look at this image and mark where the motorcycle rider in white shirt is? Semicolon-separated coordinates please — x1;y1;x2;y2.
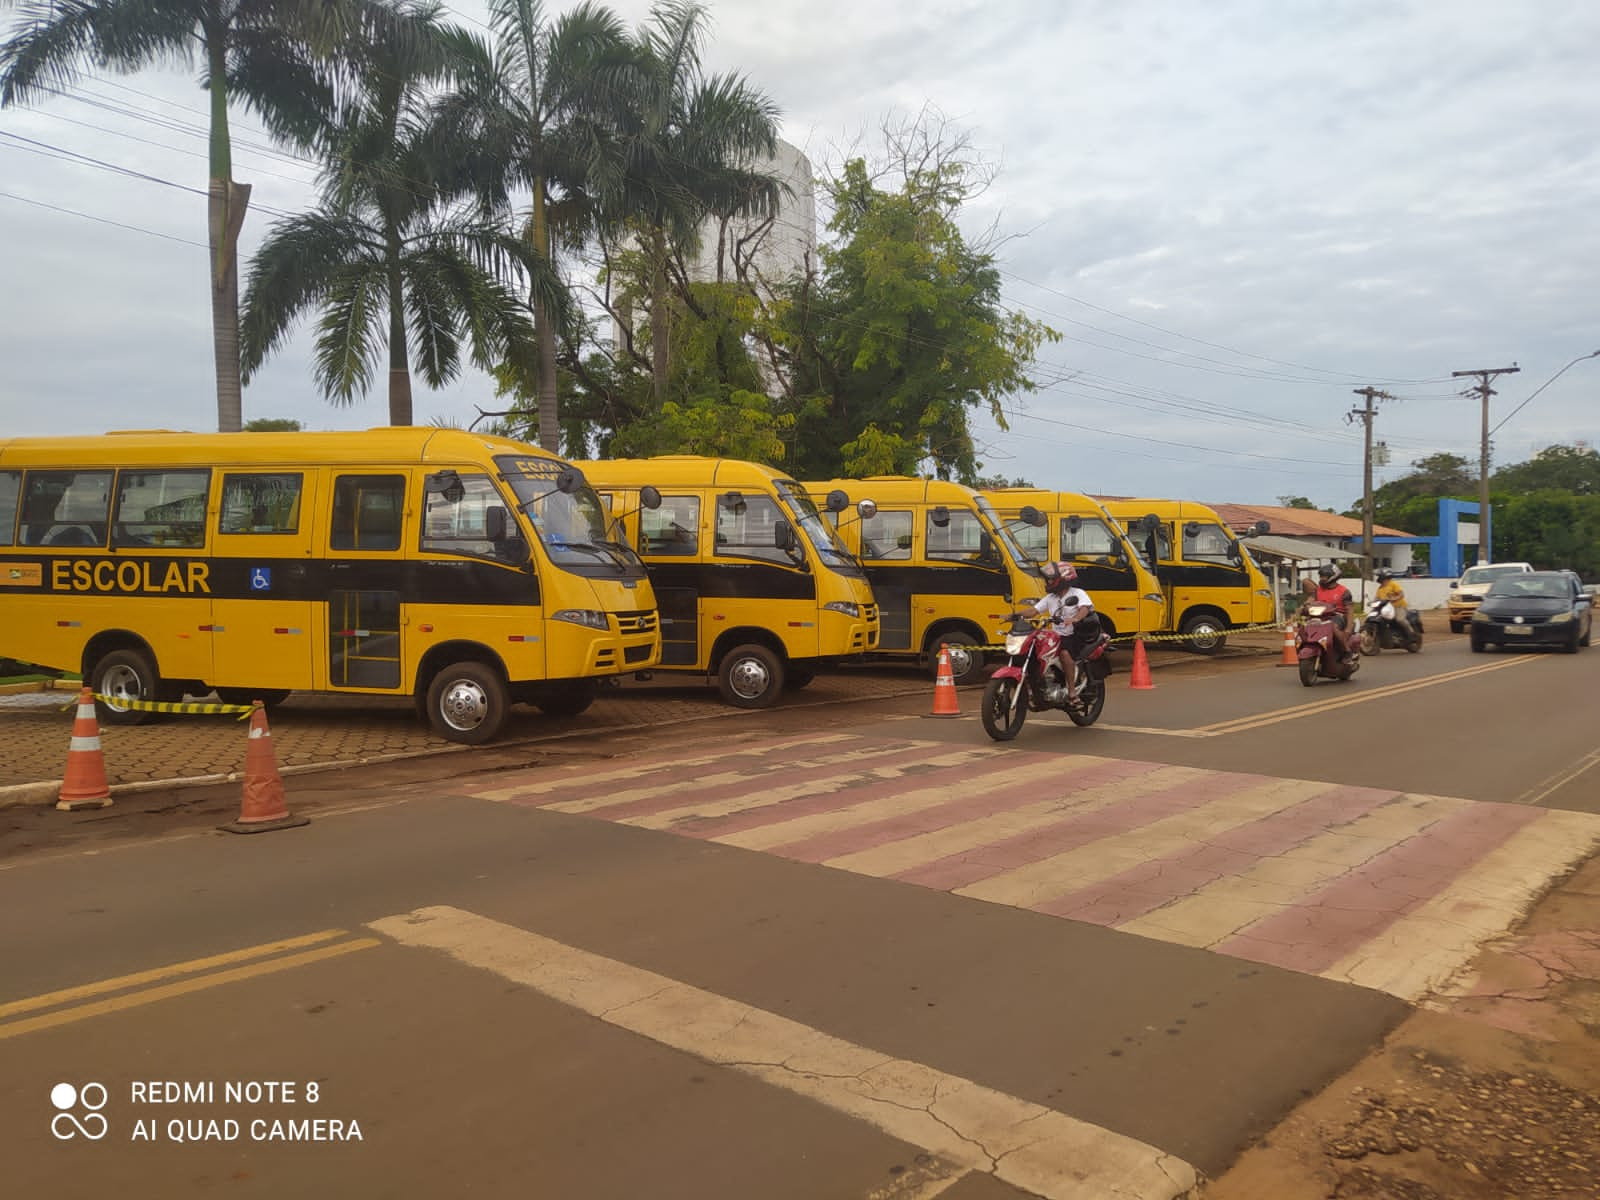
1032;560;1097;712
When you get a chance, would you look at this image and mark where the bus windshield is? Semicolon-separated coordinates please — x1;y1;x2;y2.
778;482;864;575
974;496;1036;571
496;456;645;574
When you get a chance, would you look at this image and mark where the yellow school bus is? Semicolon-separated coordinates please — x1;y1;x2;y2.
983;488;1167;639
1100;498;1274;652
808;476;1042;684
0;429;660;742
581;457;879;708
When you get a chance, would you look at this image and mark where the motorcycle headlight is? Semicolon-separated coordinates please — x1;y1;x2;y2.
1004;633;1028;655
551;608;610;630
822;601;860;618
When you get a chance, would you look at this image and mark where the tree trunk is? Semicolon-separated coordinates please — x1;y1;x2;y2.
530;181;559;452
206;48;247;433
386;237;413;426
650;225;669;406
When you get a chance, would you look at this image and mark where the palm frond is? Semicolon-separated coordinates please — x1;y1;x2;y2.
313;261;389;404
402;254;463;389
240;211;382;377
0;0;190;106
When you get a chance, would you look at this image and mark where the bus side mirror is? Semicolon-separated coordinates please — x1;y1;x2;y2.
1141;514;1159;534
640;485;662;510
486;506;507;541
774;518;797;552
1228;544;1243;564
978;532;995;559
1183;521;1200;538
425;470;465;505
858;499;877;519
1251;520;1270;536
930;505;950;528
556;466;585;495
1019;505;1046;528
825;489;849;513
1065;514;1082;535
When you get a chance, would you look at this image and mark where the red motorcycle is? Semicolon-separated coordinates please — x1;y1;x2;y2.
980;613;1114;741
1295;601;1359;686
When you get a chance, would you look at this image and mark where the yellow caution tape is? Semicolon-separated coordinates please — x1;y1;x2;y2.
65;694;256;719
978;621;1291;652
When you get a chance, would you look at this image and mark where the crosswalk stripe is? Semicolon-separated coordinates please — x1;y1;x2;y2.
1323;807;1600;998
370;906;1199;1200
957;777;1334;910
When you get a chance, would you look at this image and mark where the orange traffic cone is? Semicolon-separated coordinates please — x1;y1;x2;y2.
1278;623;1298;666
1129;636;1155;690
928;644;961;717
57;686;112;812
219;702;309;834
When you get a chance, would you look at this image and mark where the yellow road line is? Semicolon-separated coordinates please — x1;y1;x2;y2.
0;928;349;1020
1513;745;1600;807
371;906;1198;1200
1197;655;1538;736
0;937;378;1040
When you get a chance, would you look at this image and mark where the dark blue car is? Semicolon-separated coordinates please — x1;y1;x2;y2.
1470;571;1593;653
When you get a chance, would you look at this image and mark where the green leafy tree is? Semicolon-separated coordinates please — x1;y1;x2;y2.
1277;495;1318;509
240;0;538;425
601;0;783;404
1370;452;1475;529
0;0;357;431
243;417;304;431
1492;443;1600;497
434;0;631;451
773;153;1057;483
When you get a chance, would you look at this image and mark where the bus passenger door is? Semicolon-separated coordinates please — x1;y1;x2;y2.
640;494;702;666
324;472;406;690
858;508;914;650
210;471;319;692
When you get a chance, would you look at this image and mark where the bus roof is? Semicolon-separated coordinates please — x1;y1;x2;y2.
576;456;798;491
0;427;565;470
803;476;985;506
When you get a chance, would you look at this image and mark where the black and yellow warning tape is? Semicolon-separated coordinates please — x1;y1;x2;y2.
975;621;1290;652
64;694;256;718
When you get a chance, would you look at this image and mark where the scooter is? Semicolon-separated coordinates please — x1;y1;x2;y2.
1296;601;1359;686
1359;598;1423;654
980;613;1114;741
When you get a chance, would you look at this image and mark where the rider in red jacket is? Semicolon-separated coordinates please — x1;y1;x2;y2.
1312;564;1355;660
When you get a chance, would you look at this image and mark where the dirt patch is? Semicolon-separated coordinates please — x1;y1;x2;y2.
1203;857;1600;1199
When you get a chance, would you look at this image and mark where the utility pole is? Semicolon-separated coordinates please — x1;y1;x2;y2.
1347;387;1395;589
1451;365;1520;564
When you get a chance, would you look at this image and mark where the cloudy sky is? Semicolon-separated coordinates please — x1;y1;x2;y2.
2;0;1597;512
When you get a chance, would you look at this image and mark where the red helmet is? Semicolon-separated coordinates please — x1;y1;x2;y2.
1041;560;1078;595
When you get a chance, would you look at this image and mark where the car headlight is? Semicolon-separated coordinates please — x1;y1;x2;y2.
823;601;861;618
1549;611;1573;624
551;608;610;630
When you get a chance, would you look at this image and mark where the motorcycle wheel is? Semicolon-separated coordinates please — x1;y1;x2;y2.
1297;658;1318;687
980;677;1027;742
1359;627;1378;655
1405;631;1422;653
1068;675;1105;727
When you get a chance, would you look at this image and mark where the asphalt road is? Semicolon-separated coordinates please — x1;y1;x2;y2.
2;631;1596;1199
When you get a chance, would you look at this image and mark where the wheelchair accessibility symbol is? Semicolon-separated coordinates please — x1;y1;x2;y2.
250;567;272;592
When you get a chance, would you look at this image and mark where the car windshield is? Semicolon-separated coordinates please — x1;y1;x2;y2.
1461;564;1526;585
1488;576;1568;599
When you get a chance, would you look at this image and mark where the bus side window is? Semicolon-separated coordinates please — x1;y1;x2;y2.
640;496;699;556
113;468;211;548
0;471;18;546
859;509;912;560
331;475;405;551
220;474;303;535
20;469;112;547
1060;517;1115;559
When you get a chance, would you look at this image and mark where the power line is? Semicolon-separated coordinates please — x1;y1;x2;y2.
0;189;206;247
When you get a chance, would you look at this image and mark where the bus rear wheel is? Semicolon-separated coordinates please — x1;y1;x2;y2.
1180;613;1228;654
90;648;160;726
425;662;509;745
933;632;986;684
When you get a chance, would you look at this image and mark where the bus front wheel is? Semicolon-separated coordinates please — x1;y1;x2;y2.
1180;613;1228;655
91;648;160;726
425;662;509;745
718;644;784;709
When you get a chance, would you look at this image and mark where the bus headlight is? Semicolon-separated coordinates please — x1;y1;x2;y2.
1255;589;1272;597
551;609;610;630
823;601;861;618
1143;593;1165;604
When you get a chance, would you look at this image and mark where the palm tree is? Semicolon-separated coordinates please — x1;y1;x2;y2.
431;0;630;453
602;0;784;405
239;0;538;425
0;0;358;432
